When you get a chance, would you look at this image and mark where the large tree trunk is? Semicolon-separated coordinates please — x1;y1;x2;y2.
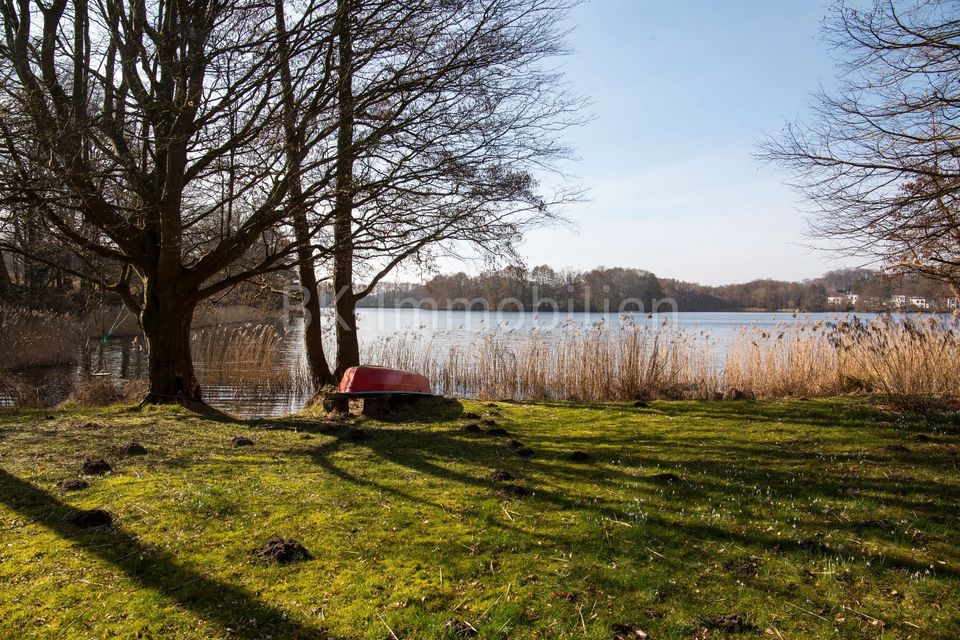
333;0;359;378
273;0;335;389
294;217;335;387
139;283;202;405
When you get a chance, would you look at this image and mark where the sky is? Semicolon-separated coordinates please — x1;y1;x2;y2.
510;0;859;286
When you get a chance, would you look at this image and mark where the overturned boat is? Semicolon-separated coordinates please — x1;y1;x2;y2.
326;365;433;415
337;365;432;396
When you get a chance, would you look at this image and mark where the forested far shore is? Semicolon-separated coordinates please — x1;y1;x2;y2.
5;255;956;315
355;266;958;313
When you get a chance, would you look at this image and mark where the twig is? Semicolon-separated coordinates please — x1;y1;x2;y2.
377;614;399;640
843;605;883;625
605;518;633;527
785;601;828;622
478;595;502;620
58;603;94;638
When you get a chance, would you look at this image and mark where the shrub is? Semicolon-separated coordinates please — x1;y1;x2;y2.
62;378;147;407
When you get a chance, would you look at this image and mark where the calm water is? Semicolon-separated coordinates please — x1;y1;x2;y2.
353;309;861;344
1;309;932;417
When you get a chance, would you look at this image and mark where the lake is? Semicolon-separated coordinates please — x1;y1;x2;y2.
2;309;936;417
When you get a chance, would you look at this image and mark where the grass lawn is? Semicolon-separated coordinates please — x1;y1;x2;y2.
1;398;959;639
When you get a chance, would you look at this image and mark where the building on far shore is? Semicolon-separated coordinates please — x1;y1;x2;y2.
949;298;959;310
827;292;860;307
827;291;946;311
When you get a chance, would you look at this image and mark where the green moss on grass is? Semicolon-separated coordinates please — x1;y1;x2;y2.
1;398;958;638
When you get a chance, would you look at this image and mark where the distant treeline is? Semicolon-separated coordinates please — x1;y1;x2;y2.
357;266;956;312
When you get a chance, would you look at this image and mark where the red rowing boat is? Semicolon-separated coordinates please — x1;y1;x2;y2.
337;365;432;397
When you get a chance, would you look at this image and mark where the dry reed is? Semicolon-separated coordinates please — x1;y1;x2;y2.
3;309;957;409
365;315;960;402
192;323;309;401
63;378;149;407
0;305;87;370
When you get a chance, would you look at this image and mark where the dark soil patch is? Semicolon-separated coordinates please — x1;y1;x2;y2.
858;518;895;530
299;434;313;440
57;479;89;491
119;442;147;456
705;614;755;634
81;458;112;475
64;508;113;529
480;418;498;427
231;436;255;447
633;400;650;408
506;439;524;449
461;423;483;433
516;447;535;458
344;428;367;442
793;538;832;554
569;450;590;462
487;409;502;417
443;619;478;637
880;443;910;453
723;388;751;401
647;472;682;484
724;556;760;577
461;412;481;420
498;483;531;497
253;539;311;564
485;427;509;436
81;422;104;430
611;623;649;639
489;469;514;482
911;434;935;443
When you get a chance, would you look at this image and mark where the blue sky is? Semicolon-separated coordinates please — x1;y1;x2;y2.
515;0;857;285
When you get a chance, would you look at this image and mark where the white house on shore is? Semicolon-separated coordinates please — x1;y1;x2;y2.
829;292;945;309
827;292;860;306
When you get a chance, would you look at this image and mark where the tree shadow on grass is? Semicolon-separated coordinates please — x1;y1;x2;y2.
0;467;330;639
303;426;598;544
303;422;960;581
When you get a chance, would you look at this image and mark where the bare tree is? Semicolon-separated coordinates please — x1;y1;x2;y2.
304;0;585;378
761;0;960;293
274;0;337;388
0;0;338;403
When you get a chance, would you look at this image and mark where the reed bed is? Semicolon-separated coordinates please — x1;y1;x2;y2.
63;377;149;407
365;315;960;402
4;309;957;409
192;323;309;402
0;305;87;370
365;324;721;401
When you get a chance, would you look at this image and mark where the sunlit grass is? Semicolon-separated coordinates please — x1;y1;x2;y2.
0;398;958;638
